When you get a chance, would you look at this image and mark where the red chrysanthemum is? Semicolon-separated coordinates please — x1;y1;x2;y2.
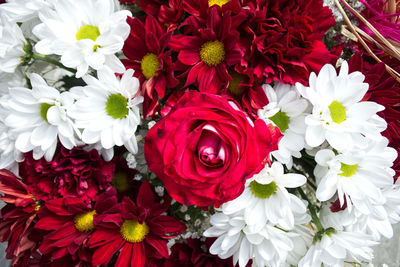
19;146;115;203
183;0;242;18
237;0;336;85
223;65;268;116
34;190;117;264
0;170;42;266
169;7;243;93
123;16;179;118
136;0;184;30
88;181;186;267
348;53;400;179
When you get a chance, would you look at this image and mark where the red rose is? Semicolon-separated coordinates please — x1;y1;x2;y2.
144;91;281;207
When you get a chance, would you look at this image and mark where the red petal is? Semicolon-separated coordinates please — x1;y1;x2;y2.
137;181;155;209
131;242;146;267
92;237;124;266
178;49;200;66
115;242;133;267
145;236;168;258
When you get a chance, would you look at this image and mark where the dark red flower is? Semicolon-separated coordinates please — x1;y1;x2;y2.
348;53;400;179
237;0;336;85
164;238;236;267
19;146;115;203
123;16;179;118
145;91;281;207
169;7;244;93
0;170;41;266
183;0;242;18
34;190;117;264
137;0;184;30
88;181;186;267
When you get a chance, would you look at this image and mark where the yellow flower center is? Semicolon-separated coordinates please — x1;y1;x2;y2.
200;40;225;67
208;0;231;7
141;53;160;80
120;220;149;243
227;72;246;96
76;25;100;42
74;210;96;232
35;204;41;211
328;101;346;124
111;172;130;192
339;163;358;177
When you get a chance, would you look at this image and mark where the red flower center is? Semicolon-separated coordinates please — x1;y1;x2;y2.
200;40;225;66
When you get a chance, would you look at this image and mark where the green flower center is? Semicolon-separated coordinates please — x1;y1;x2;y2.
120;219;149;243
227;72;246;96
339;163;358;177
200;40;225;66
40;103;54;123
111;172;130;192
106;94;129;119
313;227;336;243
328;101;346;124
76;25;100;42
269;111;290;133
74;210;96;232
250;180;277;199
141;53;160;80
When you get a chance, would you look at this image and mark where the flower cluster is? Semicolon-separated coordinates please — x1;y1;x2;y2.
0;0;399;266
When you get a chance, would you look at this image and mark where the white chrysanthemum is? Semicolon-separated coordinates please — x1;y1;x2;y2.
5;74;79;161
222;162;307;232
298;228;377;267
286;225;313;266
382;181;400;224
0;14;26;73
32;0;131;77
0;0;52;23
314;138;397;215
0;95;22;174
204;211;305;267
68;67;143;155
320;202;393;241
258;83;310;168
296;61;386;151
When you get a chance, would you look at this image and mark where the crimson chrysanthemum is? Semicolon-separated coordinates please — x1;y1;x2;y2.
34;190;117;265
19;146;115;203
237;0;336;84
88;181;186;267
123;16;179;118
0;170;42;266
169;7;243;93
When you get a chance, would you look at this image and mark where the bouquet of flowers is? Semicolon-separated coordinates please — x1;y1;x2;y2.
0;0;399;266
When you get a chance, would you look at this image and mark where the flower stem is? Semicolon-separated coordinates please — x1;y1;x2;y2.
32;53;76;74
297;187;324;232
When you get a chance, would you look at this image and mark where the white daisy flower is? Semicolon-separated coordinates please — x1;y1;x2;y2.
286;225;313;266
0;96;22;174
5;73;79;161
381;181;400;224
204;211;302;267
320;203;393;241
258;83;310;168
32;0;131;77
221;162;308;232
0;0;53;23
68;67;143;155
296;61;386;151
314;138;397;215
0;14;26;73
298;229;377;267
